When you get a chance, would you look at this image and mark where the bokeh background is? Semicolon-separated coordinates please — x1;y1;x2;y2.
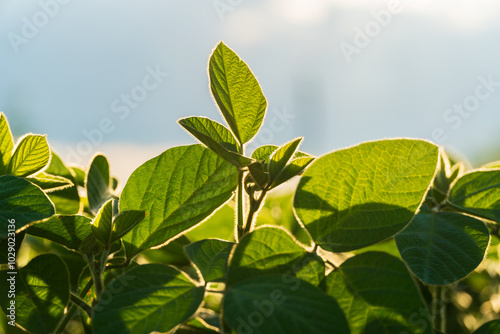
1;1;500;332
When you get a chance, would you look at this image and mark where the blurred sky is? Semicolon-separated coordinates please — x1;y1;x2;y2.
1;0;500;182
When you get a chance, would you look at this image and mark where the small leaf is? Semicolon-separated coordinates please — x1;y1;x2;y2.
178;116;252;168
209;42;267;144
247;160;270;190
92;264;205;334
473;320;500;334
326;252;431;334
111;210;145;242
91;199;114;246
223;275;349;334
184;239;234;282
0;254;70;334
27;172;74;192
294;139;439;252
226;227;306;286
268;137;303;182
271;156;314;188
7;134;50;177
0;112;14;174
251;144;278;163
395;205;489;285
86;154;112;214
448;169;500;223
27;215;93;253
71;166;86;187
0;175;54;238
120;144;238;258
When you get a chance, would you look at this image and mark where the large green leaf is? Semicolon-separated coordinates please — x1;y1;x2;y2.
0;112;14;174
326;252;431;334
27;215;92;253
178;116;252;168
294;252;325;287
120;144;238;258
473;320;500;333
223;275;349;334
209;42;267;144
395;205;489;285
86;154;113;214
0;175;54;238
294;139;439;252
111;210;145;242
27;172;73;192
226;227;307;285
92;264;205;334
7;134;50;177
448;169;500;223
184;239;234;283
0;254;70;334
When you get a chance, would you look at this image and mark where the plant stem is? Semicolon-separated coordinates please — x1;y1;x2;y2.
243;189;267;235
53;279;93;334
70;292;93;317
236;170;245;241
431;285;446;333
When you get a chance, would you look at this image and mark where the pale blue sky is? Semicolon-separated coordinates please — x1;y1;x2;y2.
1;0;500;180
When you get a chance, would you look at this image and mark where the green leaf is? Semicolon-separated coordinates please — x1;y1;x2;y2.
27;215;92;253
178;116;252;168
448;169;500;223
86;154;113;215
7;134;50;177
294;139;439;252
0;175;54;238
395;205;489;285
268;137;302;182
45;152;81;214
226;227;306;285
271;156;314;189
247;160;270;190
209;42;267;144
120;144;238;258
27;172;74;192
71;166;86;187
251;144;278;163
473;320;500;333
111;210;145;242
184;239;234;282
0;254;70;334
326;251;431;334
92;264;205;334
223;275;349;334
91;199;114;246
0;112;14;174
295;252;325;287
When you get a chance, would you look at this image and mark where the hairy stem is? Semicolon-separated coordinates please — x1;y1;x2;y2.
431;285;446;333
243;189;267;235
70;292;93;317
236;170;245;241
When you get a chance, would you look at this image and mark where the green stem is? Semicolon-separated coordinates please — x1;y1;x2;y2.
70;292;93;317
243;189;267;235
236;170;245;241
431;286;446;333
53;279;93;334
